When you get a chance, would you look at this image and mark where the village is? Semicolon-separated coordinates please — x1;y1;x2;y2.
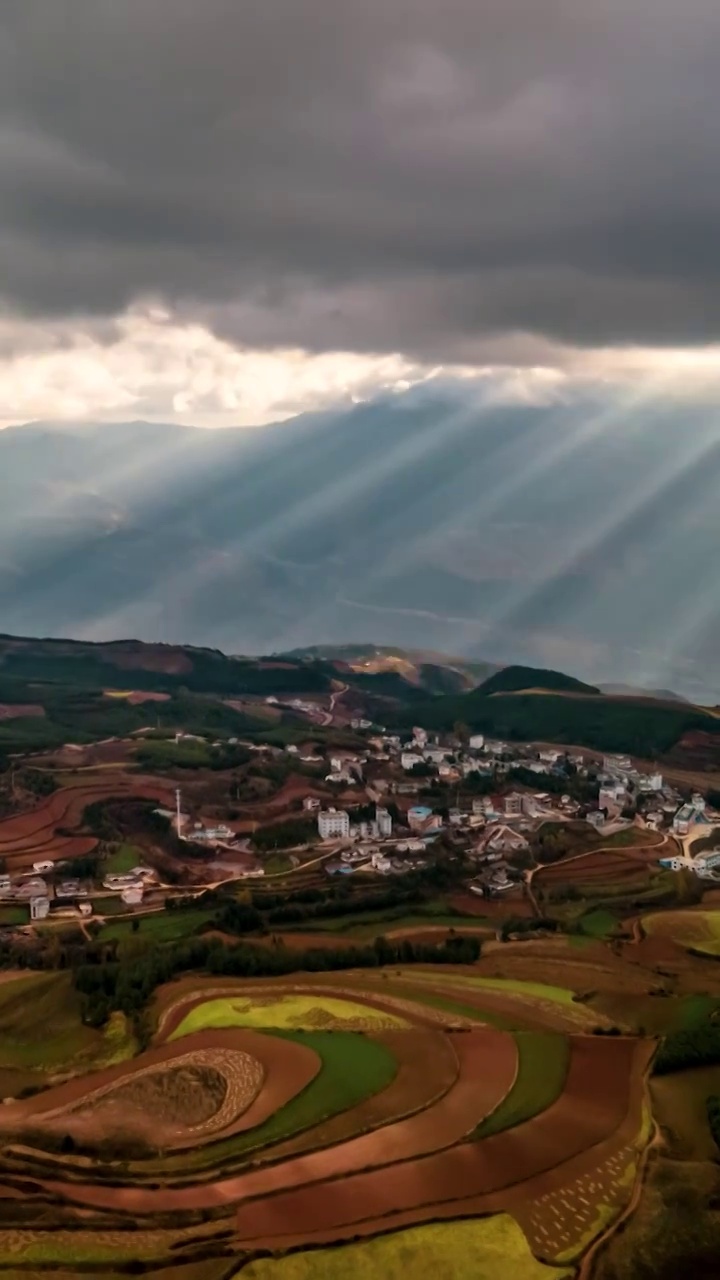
2;708;718;934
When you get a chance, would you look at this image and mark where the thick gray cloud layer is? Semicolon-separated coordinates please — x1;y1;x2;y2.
2;0;720;358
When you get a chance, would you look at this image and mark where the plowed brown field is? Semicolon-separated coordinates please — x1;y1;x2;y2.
264;1028;458;1162
43;1027;517;1214
536;850;651;886
0;776;172;869
230;1036;646;1248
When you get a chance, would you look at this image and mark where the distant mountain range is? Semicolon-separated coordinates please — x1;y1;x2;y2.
2;379;720;702
0;633;717;763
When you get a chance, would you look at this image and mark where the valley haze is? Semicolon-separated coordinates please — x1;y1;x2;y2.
2;382;719;705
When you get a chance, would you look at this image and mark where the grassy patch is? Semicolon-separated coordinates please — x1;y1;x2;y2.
104;842;143;874
99;908;216;942
0;1238;156;1265
261;853;294;875
0;972;101;1070
169;993;407;1037
237;1214;573;1280
100;1010;137;1064
475;1032;570;1137
0;905;28;926
674;994;720;1030
405;971;578;1005
578;908;618;939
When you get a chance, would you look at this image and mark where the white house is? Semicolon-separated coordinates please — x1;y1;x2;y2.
469;734;485;750
412;727;428;747
30;896;50;921
599;784;626;809
318;808;350;840
401;752;424;771
371;851;392;872
376;806;393;838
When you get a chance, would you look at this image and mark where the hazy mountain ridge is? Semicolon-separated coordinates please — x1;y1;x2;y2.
2;383;720;702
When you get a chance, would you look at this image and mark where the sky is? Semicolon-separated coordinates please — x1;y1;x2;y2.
2;1;720;427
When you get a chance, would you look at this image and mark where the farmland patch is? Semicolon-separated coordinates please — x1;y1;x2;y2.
475;1033;570;1138
168;993;408;1038
237;1214;573;1280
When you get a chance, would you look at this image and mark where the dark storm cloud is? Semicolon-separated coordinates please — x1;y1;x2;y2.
2;0;720;356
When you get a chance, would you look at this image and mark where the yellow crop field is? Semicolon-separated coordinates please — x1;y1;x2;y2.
643;909;720;955
239;1215;573;1280
169;993;408;1039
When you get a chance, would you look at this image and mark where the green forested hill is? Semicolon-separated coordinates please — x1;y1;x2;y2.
478;665;600;697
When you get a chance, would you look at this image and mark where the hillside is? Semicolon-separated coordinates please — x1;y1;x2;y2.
0;634;336;697
478;665;600;697
600;683;687;703
284;644;497;694
0;632;427;755
391;686;720;759
3;389;720;703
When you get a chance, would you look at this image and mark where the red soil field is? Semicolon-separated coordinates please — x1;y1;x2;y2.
0;776;173;869
450;891;534;918
231;1036;645;1247
221;1027;516;1202
0;704;45;720
536;850;651;886
50;1028;517;1215
266;1028;458;1162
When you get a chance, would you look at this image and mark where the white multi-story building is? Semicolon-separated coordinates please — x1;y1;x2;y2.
318;808;350;840
469;734;485;750
412;727;428;747
401;751;424;771
376;806;393;838
599;783;626;809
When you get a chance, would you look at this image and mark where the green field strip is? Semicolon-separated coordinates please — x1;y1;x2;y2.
474;1032;571;1138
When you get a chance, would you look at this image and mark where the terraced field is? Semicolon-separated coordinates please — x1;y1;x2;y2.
643;907;720;955
0;968;656;1277
0;775;172;869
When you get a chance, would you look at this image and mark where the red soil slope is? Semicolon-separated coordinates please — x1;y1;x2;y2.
0;776;173;869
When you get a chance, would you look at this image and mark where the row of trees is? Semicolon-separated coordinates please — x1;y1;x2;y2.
654;1024;720;1075
74;932;481;1026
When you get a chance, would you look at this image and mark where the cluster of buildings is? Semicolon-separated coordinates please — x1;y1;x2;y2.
317;805;393;842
